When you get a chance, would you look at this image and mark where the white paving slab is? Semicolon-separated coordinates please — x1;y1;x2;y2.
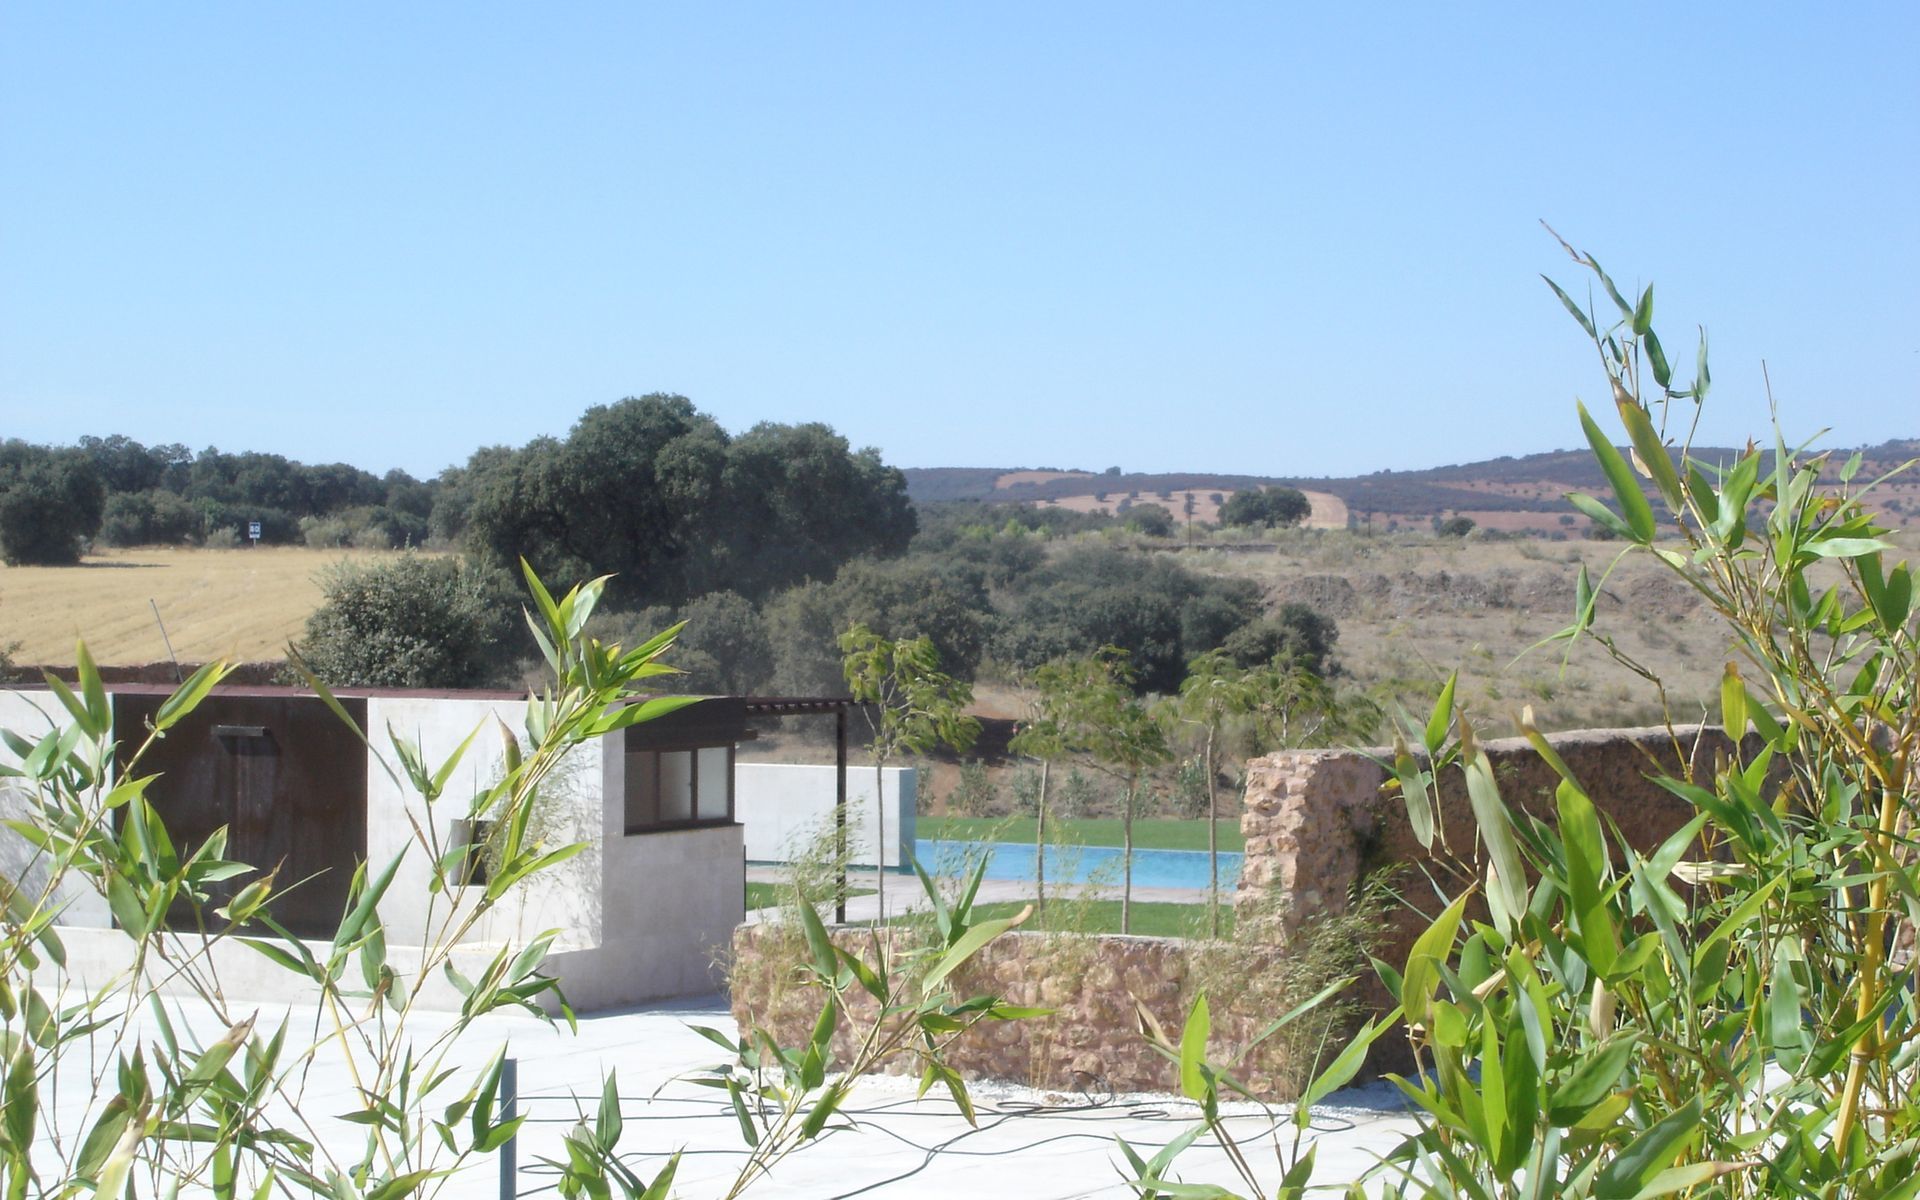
31;992;1417;1198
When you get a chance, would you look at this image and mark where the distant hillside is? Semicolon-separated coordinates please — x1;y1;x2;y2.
906;438;1920;534
900;467;1018;503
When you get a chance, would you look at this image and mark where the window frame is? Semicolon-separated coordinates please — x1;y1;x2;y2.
622;741;736;835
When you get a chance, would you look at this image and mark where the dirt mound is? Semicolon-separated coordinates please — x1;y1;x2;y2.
1267;574;1363;616
1611;573;1707;622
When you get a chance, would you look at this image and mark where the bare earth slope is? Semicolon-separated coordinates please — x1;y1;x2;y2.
1164;531;1741;733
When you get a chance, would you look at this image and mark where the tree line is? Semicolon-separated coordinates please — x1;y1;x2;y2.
0;435;435;564
0;394;914;584
294;490;1341;705
2;395;1343;722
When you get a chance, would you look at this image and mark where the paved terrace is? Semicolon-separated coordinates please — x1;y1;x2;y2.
39;990;1414;1198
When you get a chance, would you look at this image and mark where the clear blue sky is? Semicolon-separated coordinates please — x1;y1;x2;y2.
4;4;1915;480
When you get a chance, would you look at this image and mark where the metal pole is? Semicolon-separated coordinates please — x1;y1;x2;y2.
835;706;848;925
499;1056;518;1200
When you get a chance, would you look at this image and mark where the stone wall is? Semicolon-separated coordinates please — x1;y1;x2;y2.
1237;723;1746;1069
733;724;1751;1093
730;923;1328;1100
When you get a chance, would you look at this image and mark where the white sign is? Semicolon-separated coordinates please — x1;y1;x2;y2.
247;520;262;542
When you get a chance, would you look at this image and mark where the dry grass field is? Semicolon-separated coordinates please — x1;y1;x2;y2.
0;546;434;667
1041;487;1349;530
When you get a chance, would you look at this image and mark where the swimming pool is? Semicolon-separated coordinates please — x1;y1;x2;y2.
911;838;1242;891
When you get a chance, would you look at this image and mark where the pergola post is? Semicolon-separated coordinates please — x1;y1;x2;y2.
835;705;848;925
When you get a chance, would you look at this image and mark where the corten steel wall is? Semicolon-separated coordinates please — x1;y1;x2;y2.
1236;724;1746;1071
114;692;369;938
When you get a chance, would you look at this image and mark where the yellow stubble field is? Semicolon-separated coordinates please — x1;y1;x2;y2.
0;546;432;666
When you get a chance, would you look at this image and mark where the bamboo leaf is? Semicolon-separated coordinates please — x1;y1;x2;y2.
1615;396;1682;510
1178;993;1210;1101
1719;663;1748;738
1424;672;1457;755
923;908;1030;991
1594;1098;1703;1198
1579;401;1655;542
75;640;111;738
1461;724;1529;934
1643;328;1672;389
1544;276;1598;339
1300;1014;1393;1111
1402;893;1471;1020
1569;492;1635;541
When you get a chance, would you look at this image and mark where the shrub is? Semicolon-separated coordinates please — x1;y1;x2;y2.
1219;602;1340;675
291;552;519;687
1218;485;1311;529
945;759;998;816
1056;766;1099;818
1009;765;1042;815
992;546;1274;693
1124;502;1175;537
196;500;300;545
298;505;380;548
99;488;203;546
1168;755;1209;819
0;445;105;564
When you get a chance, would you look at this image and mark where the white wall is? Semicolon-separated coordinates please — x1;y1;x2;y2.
735;762;916;869
10;688;743;1012
0;689;111;928
368;694;743;1006
541;739;741;1007
367;695;601;950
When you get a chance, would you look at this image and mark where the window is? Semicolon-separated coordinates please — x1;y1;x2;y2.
450;818;495;886
624;744;734;834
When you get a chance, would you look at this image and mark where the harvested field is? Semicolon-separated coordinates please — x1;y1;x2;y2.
0;546;435;667
1039;487;1348;530
994;469;1093;489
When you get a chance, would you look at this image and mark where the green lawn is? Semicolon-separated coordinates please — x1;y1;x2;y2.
916;816;1244;854
746;882;873;911
891;899;1233;939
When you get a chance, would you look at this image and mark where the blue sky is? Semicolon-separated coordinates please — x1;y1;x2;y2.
4;4;1915;480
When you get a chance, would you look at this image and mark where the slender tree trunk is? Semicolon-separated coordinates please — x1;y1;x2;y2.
1035;757;1051;917
1122;775;1135;935
874;758;887;922
1205;727;1219;938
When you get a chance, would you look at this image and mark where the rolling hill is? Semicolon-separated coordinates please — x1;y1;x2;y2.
904;439;1920;535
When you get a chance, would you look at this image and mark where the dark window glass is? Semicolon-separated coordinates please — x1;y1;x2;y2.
624;745;734;833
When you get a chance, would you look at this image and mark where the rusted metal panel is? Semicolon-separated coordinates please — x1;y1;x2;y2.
114;693;368;938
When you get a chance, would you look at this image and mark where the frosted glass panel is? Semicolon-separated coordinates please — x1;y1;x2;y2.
659;751;694;823
696;746;731;821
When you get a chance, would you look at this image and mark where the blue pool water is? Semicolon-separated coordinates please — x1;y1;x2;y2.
911;838;1242;891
